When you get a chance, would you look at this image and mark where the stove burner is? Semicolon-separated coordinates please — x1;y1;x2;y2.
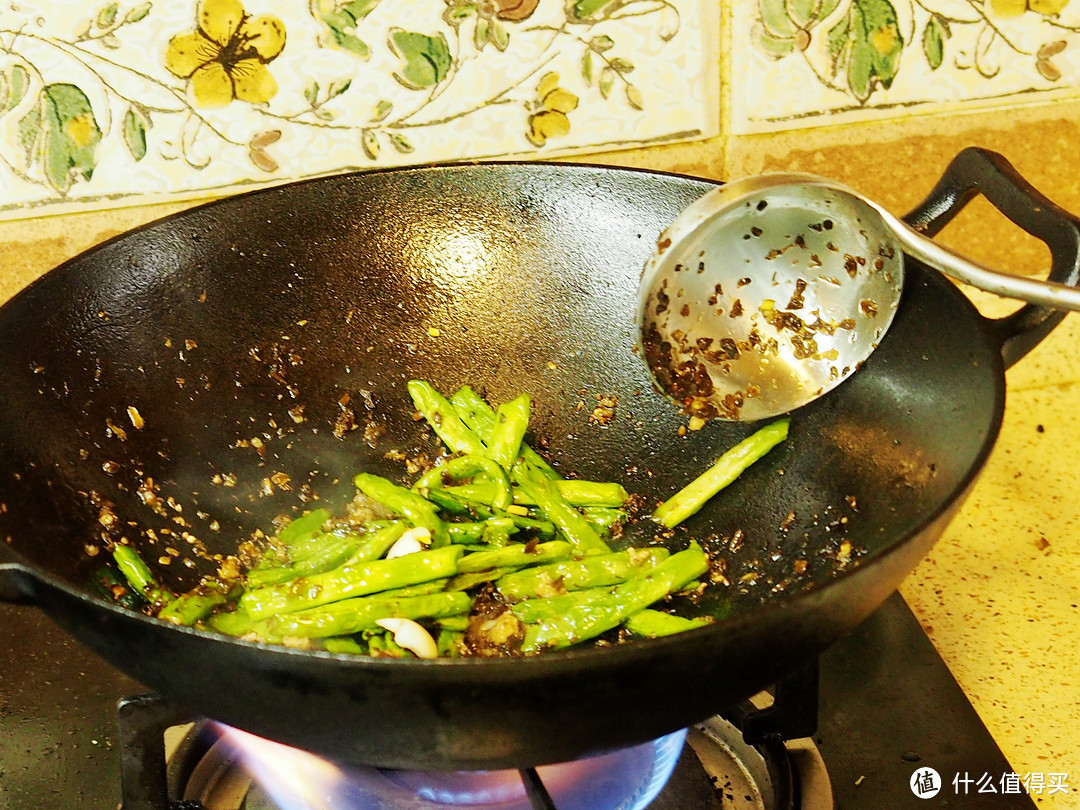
687;711;832;810
173;723;687;810
156;704;831;810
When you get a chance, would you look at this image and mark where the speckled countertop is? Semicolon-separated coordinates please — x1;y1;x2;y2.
905;293;1080;804
1;103;1078;805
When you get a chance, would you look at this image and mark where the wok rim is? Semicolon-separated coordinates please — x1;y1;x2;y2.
0;159;1008;673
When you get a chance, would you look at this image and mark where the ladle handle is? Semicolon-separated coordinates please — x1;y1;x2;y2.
901;147;1080;368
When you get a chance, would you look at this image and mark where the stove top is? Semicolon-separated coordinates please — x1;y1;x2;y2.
0;592;1036;809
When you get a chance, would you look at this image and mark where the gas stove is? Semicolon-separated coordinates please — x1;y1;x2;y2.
0;588;1038;810
0;592;1037;809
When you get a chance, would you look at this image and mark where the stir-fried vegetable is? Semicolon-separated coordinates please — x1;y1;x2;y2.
652;419;790;528
105;381;788;658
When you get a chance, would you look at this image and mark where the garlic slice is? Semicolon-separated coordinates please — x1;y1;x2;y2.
375;617;439;660
386;527;431;559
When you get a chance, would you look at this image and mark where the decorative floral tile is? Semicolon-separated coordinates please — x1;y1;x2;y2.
729;0;1080;133
0;0;718;221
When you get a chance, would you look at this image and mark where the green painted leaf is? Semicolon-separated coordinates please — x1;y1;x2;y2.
444;4;476;26
598;67;615;99
123;106;149;161
328;78;352;99
755;25;796;58
570;0;621;22
304;81;319;106
489;20;509;52
851;0;903;100
390;30;452;90
759;0;798;38
922;15;947;70
389;132;414;154
831;0;903;101
371;98;393;122
16;99;41;160
313;0;382;58
361;129;379;160
343;0;381;19
125;2;151;23
97;2;119;28
786;0;817;29
474;17;490;51
582;51;594;84
1;63;31;113
26;84;103;193
319;10;370;57
590;35;615;53
825;10;850;71
819;0;843;19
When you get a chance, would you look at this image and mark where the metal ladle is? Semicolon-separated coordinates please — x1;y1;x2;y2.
637;172;1080;422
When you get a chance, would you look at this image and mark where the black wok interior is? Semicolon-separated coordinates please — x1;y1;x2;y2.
0;162;1018;769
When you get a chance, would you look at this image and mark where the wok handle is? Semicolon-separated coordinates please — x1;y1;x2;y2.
902;146;1080;369
0;562;38;603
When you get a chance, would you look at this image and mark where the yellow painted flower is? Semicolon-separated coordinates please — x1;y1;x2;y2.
165;0;286;108
65;113;99;148
526;73;579;148
1030;0;1069;12
991;0;1068;16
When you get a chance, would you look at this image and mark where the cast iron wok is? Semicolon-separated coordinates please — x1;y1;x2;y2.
0;148;1075;771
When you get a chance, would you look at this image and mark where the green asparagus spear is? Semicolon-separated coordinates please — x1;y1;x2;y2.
377;578;451;599
407;380;486;455
487;393;531;472
323;636;367;655
159;580;237;626
340;522;411;564
112;544;173;605
206;610;280;642
510;587;614;624
425;488;554;537
622;609;712;638
451;386;559;479
267;591;472;638
365;630;409;657
444;566;522;592
496;547;670;601
90;565;145;610
581;507;628;534
513;459;610;555
282;519;397;563
652;419;790;529
250;523;410;588
445;521;488;544
413;454;512;510
276;508;332;547
520;543;709;653
455;539;572;573
443;480;630;509
437;628;464;657
245;533;365;588
240;544;464;620
354;472;448;546
437;615;471;632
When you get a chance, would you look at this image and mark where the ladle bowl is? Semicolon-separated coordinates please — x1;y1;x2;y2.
637;172;1080;422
